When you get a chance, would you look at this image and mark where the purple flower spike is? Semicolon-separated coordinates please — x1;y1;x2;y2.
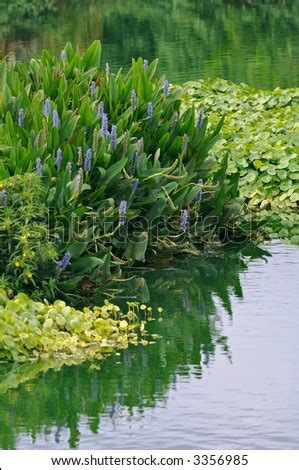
44;99;51;118
147;101;153;118
131;89;137;110
55;148;63;168
36;158;43;176
196;109;204;128
137;138;144;154
98;101;104;118
18;108;25;127
182;134;188;155
171;111;179;130
90;81;96;97
180;209;189;233
66;161;72;174
58;252;71;271
101;112;108;139
52;110;59;128
163;79;169;97
105;62;110;75
84;148;92;172
130;151;138;174
61;50;67;61
0;190;7;207
111;125;117;151
196;179;203;202
143;59;148;70
132;179;139;192
119;200;127;226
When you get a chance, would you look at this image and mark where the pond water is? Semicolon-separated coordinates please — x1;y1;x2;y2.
0;242;298;449
0;0;298;89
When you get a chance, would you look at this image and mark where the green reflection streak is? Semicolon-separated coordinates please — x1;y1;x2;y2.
0;0;298;88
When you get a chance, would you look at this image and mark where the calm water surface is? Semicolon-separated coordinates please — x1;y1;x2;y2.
0;0;298;88
0;242;298;449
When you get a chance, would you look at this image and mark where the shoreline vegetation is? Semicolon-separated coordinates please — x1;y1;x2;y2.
0;40;297;367
0;40;262;300
0;289;156;364
180;79;299;243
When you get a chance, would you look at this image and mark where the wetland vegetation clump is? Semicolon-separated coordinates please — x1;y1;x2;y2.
181;79;299;243
0;289;151;363
0;40;261;298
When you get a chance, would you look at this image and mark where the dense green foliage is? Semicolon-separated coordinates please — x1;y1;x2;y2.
0;289;152;363
0;174;57;293
9;0;56;18
0;41;257;296
181;79;299;243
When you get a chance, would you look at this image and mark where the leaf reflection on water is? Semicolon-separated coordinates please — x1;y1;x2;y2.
0;246;271;449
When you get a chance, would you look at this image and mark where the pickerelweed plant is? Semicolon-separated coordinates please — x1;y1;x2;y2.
0;41;262;297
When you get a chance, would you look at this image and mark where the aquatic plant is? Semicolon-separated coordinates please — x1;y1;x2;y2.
119;200;127;226
131;179;139;192
18;108;25;127
52;110;59;128
35;158;43;176
44;98;51;118
0;189;7;206
84;148;92;172
180;209;189;233
131;89;137;110
0;41;260;297
55;148;63;168
163;79;169;97
0;290;151;363
101;112;109;139
110;125;117;151
57;252;71;272
181;78;299;243
90;81;96;97
61;49;67;61
0;174;57;295
196;109;204;129
147;101;153;118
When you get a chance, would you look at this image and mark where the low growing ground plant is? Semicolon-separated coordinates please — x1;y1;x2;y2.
181;78;299;243
0;41;262;297
0;288;153;363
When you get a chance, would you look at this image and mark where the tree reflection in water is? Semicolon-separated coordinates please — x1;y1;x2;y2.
0;245;270;449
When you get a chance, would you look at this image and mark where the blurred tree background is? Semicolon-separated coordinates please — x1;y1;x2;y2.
1;0;298;88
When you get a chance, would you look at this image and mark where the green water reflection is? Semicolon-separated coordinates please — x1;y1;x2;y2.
1;0;298;88
0;247;269;449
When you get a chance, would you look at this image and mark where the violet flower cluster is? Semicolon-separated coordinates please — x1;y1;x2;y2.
84;148;92;172
101;113;108;139
58;252;71;271
55;148;63;168
119;200;127;226
36;158;43;176
0;190;7;206
180;209;189;233
111;125;117;151
18;108;25;127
